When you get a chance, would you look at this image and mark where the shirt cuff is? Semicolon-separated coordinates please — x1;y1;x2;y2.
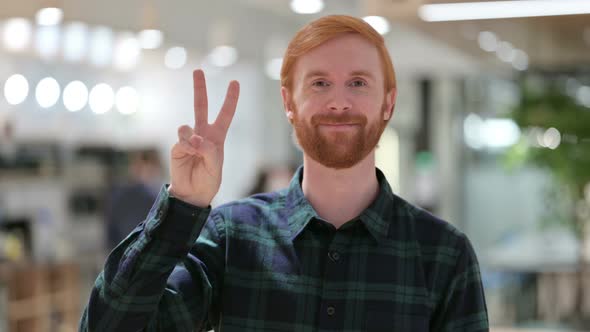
144;185;212;248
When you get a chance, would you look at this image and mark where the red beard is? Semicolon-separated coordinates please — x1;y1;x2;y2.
291;102;388;169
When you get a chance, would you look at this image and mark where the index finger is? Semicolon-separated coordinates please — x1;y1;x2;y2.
193;69;208;131
214;80;240;137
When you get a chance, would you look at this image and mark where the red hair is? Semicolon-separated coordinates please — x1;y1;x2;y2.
280;15;396;93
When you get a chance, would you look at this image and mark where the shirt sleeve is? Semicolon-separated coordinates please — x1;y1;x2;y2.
79;185;226;332
430;234;489;332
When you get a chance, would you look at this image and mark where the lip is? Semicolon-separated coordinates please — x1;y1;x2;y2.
318;123;359;132
318;123;359;127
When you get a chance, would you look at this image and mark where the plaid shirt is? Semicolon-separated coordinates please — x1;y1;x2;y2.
80;166;488;331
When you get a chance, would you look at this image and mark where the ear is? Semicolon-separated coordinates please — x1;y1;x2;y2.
281;86;294;123
383;87;397;121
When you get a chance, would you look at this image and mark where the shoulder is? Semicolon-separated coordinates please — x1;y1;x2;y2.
412;205;468;251
211;189;287;225
393;197;483;304
392;195;477;268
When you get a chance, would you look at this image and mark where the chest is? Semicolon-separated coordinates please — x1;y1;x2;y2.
219;226;432;331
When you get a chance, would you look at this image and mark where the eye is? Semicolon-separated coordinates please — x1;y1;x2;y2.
350;80;367;87
312;80;330;87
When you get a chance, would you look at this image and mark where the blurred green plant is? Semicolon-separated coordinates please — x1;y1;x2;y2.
504;76;590;325
504;78;590;235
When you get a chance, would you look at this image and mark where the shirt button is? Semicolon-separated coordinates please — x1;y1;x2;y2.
327;306;336;316
328;251;340;262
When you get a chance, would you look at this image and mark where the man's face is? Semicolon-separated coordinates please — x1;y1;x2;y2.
282;34;396;169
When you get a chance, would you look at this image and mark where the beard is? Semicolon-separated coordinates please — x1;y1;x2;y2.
290;101;389;170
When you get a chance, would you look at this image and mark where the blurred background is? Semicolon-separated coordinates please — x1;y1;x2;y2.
0;0;589;331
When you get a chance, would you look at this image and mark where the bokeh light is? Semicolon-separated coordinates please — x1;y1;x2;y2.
4;74;29;105
89;83;115;114
35;77;61;108
63;81;88;112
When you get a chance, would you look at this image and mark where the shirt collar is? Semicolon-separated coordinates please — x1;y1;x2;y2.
284;165;397;244
284;165;318;240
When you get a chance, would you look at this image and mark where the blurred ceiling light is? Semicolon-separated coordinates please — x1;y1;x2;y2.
114;32;141;71
463;113;485;149
89;26;113;67
265;57;283;80
577;86;590;108
511;49;529;71
542;127;561;150
3;74;29;105
35;77;60;108
63;22;89;62
35;25;60;59
477;31;497;52
63;80;88;112
138;29;163;49
363;16;390;35
164;46;187;69
290;0;324;14
464;114;520;149
115;86;139;115
89;83;115;114
483;118;520;149
3;18;32;51
496;41;515;62
208;45;238;67
35;7;63;26
419;0;590;21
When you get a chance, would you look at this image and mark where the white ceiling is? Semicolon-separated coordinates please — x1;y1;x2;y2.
366;0;590;69
0;0;361;62
1;0;588;69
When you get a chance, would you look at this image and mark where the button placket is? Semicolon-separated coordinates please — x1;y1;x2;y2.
318;232;348;330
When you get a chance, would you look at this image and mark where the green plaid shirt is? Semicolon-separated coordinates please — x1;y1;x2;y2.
80;166;488;331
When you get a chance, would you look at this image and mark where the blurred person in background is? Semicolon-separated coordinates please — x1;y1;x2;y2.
104;149;163;251
81;15;488;331
0;118;17;167
246;163;298;196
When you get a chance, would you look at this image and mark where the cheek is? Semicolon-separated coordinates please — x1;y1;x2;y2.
359;99;382;114
291;96;316;116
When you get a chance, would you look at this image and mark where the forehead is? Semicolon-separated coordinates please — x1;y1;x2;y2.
293;33;383;82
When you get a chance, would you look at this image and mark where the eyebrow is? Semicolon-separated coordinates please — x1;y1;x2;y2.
350;70;375;80
303;70;376;81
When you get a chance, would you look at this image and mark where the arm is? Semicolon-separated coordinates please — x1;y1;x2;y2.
80;187;226;331
79;69;239;331
430;235;489;332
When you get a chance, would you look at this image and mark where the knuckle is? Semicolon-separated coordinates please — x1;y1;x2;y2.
178;125;192;138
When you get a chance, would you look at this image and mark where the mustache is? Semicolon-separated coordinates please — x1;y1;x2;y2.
310;113;367;126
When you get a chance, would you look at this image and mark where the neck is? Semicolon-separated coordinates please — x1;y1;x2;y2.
301;151;379;228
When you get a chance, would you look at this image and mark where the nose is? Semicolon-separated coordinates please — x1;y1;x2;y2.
327;87;352;112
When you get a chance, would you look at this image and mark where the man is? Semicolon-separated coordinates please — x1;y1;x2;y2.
80;15;488;331
105;150;163;251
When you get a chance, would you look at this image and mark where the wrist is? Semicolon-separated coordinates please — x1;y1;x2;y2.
167;186;212;208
